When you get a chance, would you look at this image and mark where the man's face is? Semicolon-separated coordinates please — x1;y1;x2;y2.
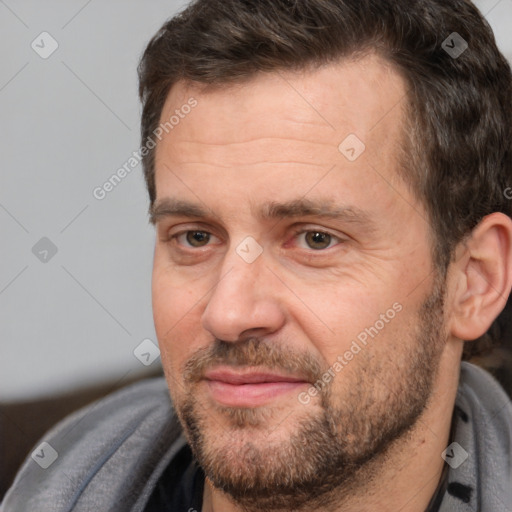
151;55;446;508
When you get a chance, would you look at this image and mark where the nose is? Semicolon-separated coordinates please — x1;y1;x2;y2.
201;247;286;342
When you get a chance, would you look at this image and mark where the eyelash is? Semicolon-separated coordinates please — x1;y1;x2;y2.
289;228;342;250
168;227;343;251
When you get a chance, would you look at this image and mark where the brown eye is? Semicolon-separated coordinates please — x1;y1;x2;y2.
304;231;332;250
185;231;211;247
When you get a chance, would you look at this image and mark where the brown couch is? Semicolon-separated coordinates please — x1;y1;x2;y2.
0;369;163;500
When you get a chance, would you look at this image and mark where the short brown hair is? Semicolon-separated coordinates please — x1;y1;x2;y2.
138;0;512;357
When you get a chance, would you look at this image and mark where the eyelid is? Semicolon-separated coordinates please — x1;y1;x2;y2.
162;221;218;239
172;229;221;248
162;223;346;250
289;226;345;250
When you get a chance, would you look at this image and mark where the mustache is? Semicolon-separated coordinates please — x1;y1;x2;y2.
183;338;325;385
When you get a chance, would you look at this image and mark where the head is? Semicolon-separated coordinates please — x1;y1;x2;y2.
140;0;512;359
139;0;512;509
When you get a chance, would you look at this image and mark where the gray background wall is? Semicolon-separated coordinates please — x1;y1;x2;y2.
1;0;512;401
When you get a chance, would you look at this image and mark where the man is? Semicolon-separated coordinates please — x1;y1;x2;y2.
3;0;512;510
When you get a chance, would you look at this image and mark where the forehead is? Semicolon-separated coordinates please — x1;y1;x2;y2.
158;53;406;147
153;54;413;219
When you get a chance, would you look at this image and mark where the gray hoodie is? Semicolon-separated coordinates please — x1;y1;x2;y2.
1;362;511;511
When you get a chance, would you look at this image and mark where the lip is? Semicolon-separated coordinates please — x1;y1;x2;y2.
203;367;310;407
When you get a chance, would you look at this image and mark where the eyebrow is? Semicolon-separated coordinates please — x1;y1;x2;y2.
150;199;211;224
150;197;376;230
260;199;373;225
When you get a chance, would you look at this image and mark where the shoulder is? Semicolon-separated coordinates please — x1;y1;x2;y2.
449;362;512;510
458;361;512;446
459;361;512;425
1;377;186;512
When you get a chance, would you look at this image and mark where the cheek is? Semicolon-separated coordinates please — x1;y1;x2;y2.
290;278;408;368
152;265;206;370
152;244;205;326
291;280;381;338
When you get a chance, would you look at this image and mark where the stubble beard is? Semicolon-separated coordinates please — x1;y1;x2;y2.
171;281;446;511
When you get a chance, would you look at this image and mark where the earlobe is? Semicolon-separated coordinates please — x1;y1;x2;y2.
449;213;512;341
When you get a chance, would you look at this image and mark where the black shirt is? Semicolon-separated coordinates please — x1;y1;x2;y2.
143;443;205;512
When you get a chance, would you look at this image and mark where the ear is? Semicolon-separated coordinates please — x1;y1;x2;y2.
448;212;512;341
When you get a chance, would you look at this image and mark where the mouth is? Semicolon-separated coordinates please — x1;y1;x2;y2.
202;366;311;407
